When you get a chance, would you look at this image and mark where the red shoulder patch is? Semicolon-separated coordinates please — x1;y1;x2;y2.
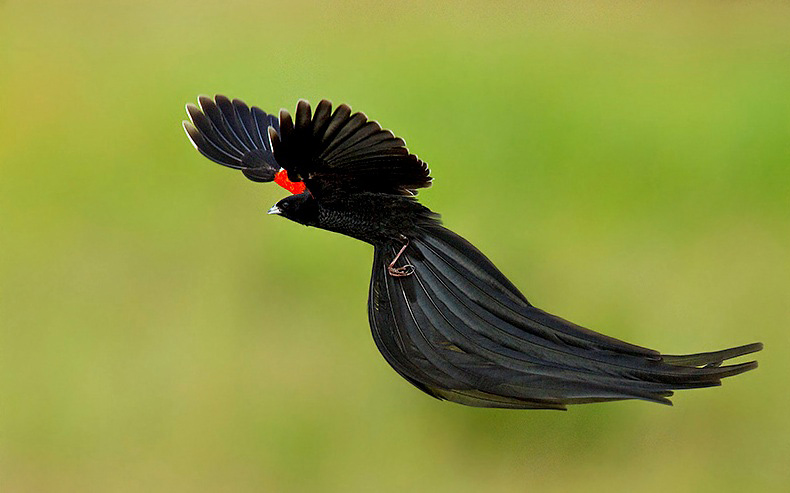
274;169;307;195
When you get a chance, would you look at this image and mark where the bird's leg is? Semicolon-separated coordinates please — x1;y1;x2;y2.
388;237;415;277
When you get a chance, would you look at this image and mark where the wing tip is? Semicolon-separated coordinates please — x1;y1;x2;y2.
182;120;200;150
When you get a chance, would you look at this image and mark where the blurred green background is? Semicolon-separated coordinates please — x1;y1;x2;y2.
1;1;788;491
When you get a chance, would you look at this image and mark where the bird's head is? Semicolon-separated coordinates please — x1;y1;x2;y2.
268;191;319;226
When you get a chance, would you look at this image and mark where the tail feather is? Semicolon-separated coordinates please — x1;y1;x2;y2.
663;343;763;367
366;225;763;409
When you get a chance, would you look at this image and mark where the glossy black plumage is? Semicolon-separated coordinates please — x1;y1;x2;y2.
271;99;431;198
183;95;280;182
183;95;763;410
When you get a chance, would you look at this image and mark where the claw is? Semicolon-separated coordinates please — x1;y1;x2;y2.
388;239;414;277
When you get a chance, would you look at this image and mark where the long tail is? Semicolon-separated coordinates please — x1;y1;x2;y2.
367;225;762;410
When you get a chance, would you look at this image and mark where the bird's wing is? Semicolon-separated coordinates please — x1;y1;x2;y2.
183;95;281;182
270;99;432;198
368;224;761;409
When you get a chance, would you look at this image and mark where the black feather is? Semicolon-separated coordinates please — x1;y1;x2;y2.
362;225;760;408
183;95;280;181
272;100;431;197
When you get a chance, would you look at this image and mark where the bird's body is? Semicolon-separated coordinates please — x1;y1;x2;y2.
311;192;435;244
183;95;762;410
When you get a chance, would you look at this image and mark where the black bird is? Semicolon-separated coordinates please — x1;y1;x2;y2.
183;95;762;410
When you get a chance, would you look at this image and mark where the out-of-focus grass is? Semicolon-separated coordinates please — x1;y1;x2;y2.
1;1;788;491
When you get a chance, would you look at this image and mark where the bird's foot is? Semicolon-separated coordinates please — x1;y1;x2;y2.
388;264;415;277
388;239;415;277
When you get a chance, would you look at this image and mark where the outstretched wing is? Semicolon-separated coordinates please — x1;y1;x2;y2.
270;99;432;198
182;95;281;183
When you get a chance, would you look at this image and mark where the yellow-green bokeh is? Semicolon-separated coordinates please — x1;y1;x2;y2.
1;1;788;491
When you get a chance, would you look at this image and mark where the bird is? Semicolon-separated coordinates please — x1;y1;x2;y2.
182;95;763;410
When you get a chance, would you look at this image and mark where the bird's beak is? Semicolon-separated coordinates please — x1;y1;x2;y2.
267;205;282;215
